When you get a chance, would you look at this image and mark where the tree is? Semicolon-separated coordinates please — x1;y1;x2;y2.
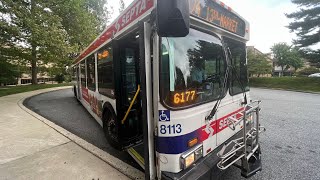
247;50;273;77
286;0;320;48
271;43;292;76
298;67;320;76
286;0;320;67
119;0;125;13
0;0;112;85
0;60;20;85
1;0;72;84
289;48;304;72
271;43;305;76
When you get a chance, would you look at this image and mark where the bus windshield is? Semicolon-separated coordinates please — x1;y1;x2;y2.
160;29;227;109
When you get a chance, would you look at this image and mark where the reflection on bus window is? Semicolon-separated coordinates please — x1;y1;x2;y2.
97;45;114;97
160;29;226;108
80;60;86;88
87;54;96;91
223;37;249;95
124;48;137;103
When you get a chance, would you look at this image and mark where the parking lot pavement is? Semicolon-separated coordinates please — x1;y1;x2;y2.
0;87;131;180
219;88;320;180
22;87;320;180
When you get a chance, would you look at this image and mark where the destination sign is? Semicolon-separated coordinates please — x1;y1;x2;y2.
189;0;246;37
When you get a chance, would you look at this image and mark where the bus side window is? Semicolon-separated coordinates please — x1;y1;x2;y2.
87;54;96;91
80;60;86;88
97;45;114;98
124;48;137;103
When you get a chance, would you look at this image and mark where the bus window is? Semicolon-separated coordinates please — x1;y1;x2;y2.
124;48;137;104
87;54;96;91
223;37;249;95
80;60;86;88
160;29;226;109
97;45;114;98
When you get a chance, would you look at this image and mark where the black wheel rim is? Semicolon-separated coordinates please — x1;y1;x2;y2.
107;117;117;140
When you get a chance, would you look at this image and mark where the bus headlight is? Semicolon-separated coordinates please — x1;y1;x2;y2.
180;145;203;169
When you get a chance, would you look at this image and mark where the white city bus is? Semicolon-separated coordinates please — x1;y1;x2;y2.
72;0;265;179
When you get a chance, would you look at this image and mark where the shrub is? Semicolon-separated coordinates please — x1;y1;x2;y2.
55;74;65;83
297;67;320;76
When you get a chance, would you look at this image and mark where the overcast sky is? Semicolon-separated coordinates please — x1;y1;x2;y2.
110;0;298;53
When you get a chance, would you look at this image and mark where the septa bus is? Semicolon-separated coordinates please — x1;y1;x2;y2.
71;0;266;179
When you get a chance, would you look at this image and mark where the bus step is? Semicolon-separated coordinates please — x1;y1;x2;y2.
127;144;145;170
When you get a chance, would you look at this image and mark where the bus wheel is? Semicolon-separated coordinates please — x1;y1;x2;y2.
103;110;120;149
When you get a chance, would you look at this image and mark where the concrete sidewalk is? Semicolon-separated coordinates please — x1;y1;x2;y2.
0;87;133;180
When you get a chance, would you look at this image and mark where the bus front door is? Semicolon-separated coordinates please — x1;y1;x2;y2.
114;32;143;148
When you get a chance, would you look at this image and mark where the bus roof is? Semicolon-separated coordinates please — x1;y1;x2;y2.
74;0;249;65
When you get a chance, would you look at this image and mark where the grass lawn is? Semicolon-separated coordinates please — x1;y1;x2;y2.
250;77;320;93
0;83;72;97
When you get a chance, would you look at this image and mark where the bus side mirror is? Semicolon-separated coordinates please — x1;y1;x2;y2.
156;0;190;37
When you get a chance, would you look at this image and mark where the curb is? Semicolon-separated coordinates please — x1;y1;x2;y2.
18;87;144;180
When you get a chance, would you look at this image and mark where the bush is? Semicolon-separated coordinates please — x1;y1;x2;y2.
55;74;65;83
297;67;320;76
250;77;320;92
64;75;72;83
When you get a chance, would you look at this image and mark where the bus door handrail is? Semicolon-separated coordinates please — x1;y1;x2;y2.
121;85;140;124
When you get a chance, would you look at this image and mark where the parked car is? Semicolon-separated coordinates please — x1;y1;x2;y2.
308;73;320;77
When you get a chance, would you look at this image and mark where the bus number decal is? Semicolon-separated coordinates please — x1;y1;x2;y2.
160;124;182;135
173;90;196;104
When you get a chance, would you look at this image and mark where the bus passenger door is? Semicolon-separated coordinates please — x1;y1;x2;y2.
113;33;143;146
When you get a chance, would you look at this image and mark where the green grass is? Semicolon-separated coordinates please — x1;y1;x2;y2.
250;77;320;93
0;83;72;97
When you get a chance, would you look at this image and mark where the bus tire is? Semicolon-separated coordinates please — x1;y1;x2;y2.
102;108;120;149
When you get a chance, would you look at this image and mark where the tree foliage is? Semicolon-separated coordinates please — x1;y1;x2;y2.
271;43;305;76
289;48;304;71
0;60;20;85
286;0;320;66
119;0;126;13
297;67;320;76
286;0;320;48
247;50;272;77
0;0;111;84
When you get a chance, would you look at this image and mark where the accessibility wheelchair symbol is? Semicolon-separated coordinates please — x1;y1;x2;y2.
159;110;170;122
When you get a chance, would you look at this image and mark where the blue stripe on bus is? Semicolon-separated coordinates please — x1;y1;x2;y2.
156;130;199;154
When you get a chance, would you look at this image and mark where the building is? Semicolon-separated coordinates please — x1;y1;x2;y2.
246;46;273;77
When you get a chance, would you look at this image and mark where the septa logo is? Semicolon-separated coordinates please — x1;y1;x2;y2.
159;110;170;122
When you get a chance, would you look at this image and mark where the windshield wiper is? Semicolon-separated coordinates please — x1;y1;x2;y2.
205;47;248;121
227;47;248;105
205;55;230;121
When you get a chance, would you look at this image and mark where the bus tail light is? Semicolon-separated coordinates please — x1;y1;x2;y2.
180;145;203;169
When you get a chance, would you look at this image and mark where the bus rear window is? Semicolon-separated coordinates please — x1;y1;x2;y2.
160;29;226;109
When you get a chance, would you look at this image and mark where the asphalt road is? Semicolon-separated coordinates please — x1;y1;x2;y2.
24;88;320;180
220;88;320;180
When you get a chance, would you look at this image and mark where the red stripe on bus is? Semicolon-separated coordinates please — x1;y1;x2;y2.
74;0;154;64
